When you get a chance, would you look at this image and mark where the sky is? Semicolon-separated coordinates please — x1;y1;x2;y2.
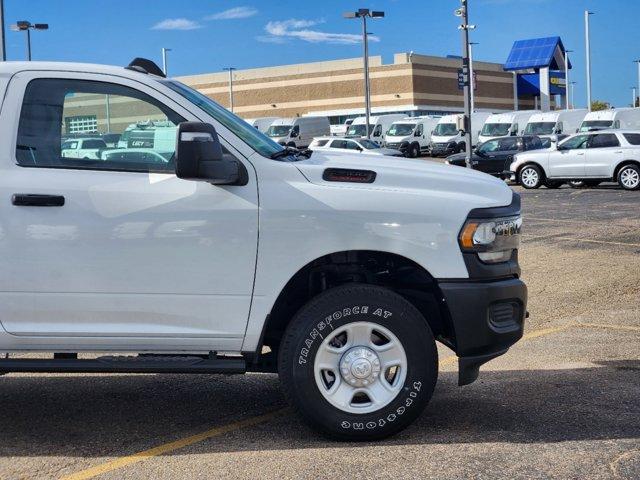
3;0;640;108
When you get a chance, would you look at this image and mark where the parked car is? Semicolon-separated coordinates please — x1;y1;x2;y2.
309;136;403;156
0;58;527;441
346;114;405;145
523;109;588;138
100;148;173;166
61;137;107;159
384;116;440;158
578;107;640;132
509;130;640;190
446;135;544;176
101;133;121;148
266;116;330;148
478;110;539;144
430;112;491;156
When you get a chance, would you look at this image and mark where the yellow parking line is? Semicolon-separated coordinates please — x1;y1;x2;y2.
521;324;574;340
60;409;285;480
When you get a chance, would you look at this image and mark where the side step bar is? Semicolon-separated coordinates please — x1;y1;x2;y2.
0;355;246;374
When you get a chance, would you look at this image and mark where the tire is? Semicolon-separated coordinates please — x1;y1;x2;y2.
518;164;544;189
409;143;420;158
278;284;438;441
617;164;640;190
456;143;465;154
568;180;585;188
544;180;563;189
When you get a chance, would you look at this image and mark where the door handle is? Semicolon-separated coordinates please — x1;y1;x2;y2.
576;152;585;155
614;150;623;153
12;194;65;207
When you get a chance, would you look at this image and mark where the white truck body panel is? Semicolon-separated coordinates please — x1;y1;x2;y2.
266;116;330;148
478;110;539;144
579;108;640;132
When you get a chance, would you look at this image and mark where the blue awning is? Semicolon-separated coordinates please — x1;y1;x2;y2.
504;36;571;71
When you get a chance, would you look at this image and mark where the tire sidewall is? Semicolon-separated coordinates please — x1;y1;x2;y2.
618;165;640;190
279;285;437;440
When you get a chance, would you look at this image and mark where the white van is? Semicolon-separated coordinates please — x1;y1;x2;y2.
579;108;640;132
430;112;491;156
247;117;279;133
524;109;588;137
384;116;440;157
266;116;330;148
329;118;354;137
478;110;539;144
346;114;405;145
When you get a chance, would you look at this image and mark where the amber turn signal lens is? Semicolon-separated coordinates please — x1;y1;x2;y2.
460;222;479;249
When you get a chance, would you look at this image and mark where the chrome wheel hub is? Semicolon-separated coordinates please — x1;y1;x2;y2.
521;168;539;187
340;346;381;387
621;168;639;188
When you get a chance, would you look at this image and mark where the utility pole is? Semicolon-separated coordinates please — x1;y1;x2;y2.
585;11;594;111
0;0;6;61
570;81;576;110
564;49;572;110
634;60;640;108
632;87;637;108
161;48;171;76
456;0;474;168
223;67;236;112
469;42;478;113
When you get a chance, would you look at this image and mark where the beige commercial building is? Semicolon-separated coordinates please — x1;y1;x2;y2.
177;52;538;124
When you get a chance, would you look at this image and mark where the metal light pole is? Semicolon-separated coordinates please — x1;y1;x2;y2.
632;87;637;108
469;42;478;113
10;21;48;61
564;49;572;110
570;81;576;110
456;0;475;168
343;9;384;139
634;60;640;108
161;48;171;76
584;11;594;111
223;67;236;112
0;0;6;61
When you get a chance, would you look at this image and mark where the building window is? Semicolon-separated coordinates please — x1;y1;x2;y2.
65;115;98;134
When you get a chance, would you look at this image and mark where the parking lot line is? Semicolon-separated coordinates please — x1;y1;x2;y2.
59;409;285;480
59;323;618;480
580;322;640;332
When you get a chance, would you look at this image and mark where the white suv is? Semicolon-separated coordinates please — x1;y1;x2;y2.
509;130;640;190
0;59;527;441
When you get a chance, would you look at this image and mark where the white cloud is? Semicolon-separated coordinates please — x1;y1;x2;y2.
260;19;379;45
151;18;202;30
206;6;258;20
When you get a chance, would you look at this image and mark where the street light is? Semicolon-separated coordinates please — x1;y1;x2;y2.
584;11;594;111
570;81;576;109
632;87;637;108
634;60;640;108
564;49;573;110
469;42;478;112
10;20;48;61
343;8;385;139
0;0;6;61
161;48;171;76
455;0;475;168
223;67;236;113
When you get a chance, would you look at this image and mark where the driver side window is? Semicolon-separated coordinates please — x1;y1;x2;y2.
479;139;499;153
559;134;589;150
373;125;382;137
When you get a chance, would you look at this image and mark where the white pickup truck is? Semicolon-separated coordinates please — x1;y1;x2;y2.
0;59;527;440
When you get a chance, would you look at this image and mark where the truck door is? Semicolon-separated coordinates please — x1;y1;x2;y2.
0;72;258;347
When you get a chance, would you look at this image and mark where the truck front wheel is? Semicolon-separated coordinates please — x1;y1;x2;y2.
278;284;438;440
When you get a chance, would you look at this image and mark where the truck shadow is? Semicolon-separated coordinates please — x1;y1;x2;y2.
0;361;637;457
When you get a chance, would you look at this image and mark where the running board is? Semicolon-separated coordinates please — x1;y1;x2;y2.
0;355;246;374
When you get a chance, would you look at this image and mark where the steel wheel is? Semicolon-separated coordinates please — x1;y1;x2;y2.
314;321;407;414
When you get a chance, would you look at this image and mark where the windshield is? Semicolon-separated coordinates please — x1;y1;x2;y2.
481;123;511;136
61;141;78;150
387;123;415;136
347;124;373;137
162;80;283;158
359;139;380;149
433;123;458;136
265;125;293;137
579;120;613;132
524;122;556;135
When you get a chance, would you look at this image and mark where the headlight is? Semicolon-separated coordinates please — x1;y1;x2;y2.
459;216;522;263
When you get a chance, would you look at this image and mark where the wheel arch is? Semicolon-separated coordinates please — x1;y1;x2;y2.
516;161;546;181
251;250;454;371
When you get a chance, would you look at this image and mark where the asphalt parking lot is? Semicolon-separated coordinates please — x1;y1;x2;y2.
0;183;638;480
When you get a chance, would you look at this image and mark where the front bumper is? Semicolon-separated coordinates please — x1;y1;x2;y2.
385;142;410;155
439;277;527;386
430;144;456;156
502;170;516;181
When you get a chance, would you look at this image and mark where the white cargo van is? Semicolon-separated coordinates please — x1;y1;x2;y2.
430;112;491;156
329;118;354;137
346;114;405;145
478;110;539;144
524;109;588;137
0;59;527;442
579;108;640;132
248;117;279;133
384;116;440;157
266;116;330;148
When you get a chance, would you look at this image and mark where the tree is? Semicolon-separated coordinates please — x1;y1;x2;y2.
591;100;610;111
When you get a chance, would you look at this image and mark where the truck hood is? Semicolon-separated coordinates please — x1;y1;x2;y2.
295;150;513;207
